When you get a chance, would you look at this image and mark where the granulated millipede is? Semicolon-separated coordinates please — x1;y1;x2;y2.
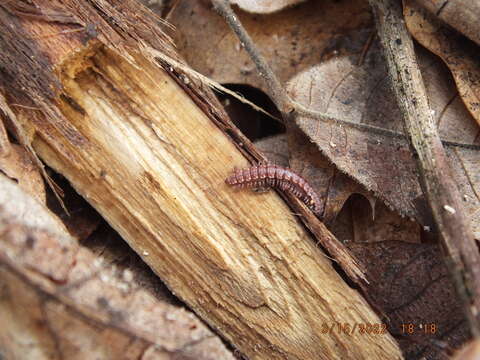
225;163;321;215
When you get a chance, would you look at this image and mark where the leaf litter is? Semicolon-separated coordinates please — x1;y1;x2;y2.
287;42;480;239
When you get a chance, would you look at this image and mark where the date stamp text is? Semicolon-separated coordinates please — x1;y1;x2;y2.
320;323;387;335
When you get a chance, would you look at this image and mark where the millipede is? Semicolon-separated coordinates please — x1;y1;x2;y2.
225;163;322;216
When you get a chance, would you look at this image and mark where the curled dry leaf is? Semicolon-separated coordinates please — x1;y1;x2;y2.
230;0;307;14
0;175;234;360
404;0;480;126
0;144;45;203
167;0;372;93
330;186;465;358
287;44;480;239
412;0;480;47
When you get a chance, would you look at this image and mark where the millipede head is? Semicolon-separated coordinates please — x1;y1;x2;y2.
225;167;239;185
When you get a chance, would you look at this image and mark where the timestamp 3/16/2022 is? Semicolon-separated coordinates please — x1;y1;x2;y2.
320;323;387;335
321;323;438;336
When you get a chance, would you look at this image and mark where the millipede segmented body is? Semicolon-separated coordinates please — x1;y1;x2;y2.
225;163;321;215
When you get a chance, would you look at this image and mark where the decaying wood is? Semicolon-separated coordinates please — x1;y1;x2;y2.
370;0;480;336
414;0;480;47
0;174;235;360
0;1;403;359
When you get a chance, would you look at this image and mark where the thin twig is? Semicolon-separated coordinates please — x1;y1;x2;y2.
211;0;292;116
357;30;376;66
370;0;480;336
210;0;480;151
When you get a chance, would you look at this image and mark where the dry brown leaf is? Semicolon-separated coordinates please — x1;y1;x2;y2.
167;0;372;93
0;144;45;203
404;0;480;126
230;0;306;14
331;195;423;245
348;240;470;360
287;44;480;239
167;0;382;222
0;175;234;360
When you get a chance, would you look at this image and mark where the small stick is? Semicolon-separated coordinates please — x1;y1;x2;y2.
357;30;376;66
10;103;41;110
370;0;480;336
211;0;292;117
